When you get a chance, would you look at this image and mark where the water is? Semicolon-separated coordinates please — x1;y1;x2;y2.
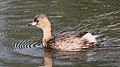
0;0;120;67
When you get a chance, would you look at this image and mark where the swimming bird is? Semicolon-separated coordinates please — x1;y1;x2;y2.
28;14;98;51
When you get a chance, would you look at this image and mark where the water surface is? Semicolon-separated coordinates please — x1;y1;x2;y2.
0;0;120;67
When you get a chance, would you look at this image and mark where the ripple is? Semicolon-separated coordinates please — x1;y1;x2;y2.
12;39;43;49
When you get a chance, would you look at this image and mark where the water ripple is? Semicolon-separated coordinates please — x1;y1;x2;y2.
12;39;43;49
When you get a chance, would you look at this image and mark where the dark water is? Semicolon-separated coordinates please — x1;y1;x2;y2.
0;0;120;67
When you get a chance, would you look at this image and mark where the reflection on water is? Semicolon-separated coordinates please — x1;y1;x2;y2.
43;51;53;67
0;0;120;67
39;48;120;67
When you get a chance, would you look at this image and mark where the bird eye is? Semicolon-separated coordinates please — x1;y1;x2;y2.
36;20;39;22
34;17;42;22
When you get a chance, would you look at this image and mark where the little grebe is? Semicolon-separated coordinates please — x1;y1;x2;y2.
28;14;97;51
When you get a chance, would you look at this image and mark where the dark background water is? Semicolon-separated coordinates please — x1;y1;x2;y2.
0;0;120;67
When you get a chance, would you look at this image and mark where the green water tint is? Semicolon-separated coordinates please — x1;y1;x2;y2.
0;0;120;67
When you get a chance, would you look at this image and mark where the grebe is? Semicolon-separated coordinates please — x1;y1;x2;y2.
28;14;97;51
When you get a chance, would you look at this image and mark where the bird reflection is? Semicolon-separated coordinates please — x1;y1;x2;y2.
41;49;89;67
43;50;53;67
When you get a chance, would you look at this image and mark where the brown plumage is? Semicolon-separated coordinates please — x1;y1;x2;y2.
28;14;97;51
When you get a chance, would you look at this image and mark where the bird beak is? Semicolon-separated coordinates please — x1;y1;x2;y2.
28;22;37;26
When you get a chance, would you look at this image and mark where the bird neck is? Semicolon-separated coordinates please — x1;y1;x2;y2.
42;27;52;46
